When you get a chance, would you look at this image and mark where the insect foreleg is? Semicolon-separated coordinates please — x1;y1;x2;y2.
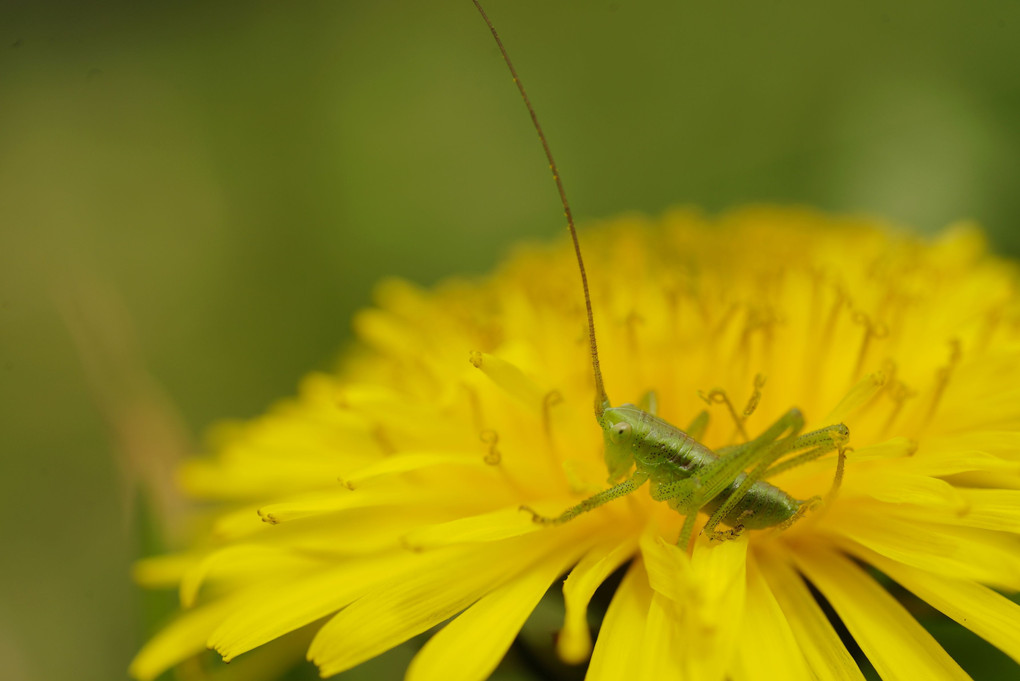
521;471;650;525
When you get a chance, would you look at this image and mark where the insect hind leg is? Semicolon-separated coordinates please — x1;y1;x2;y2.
823;443;849;507
655;408;805;548
703;421;849;538
762;426;851;534
762;424;850;480
772;442;847;534
791;441;850;519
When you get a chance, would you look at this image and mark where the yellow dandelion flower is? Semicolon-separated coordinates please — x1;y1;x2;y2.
131;207;1020;681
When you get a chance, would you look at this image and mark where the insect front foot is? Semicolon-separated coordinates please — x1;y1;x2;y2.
519;504;555;525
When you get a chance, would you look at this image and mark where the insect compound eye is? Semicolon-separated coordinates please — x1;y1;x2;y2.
609;421;632;445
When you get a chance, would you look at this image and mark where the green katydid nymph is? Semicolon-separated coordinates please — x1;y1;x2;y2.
472;0;850;550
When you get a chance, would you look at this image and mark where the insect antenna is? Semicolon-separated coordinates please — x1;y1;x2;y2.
471;0;610;419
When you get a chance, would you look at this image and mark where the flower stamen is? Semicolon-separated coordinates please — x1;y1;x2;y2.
742;373;767;419
883;379;918;435
541;390;563;448
625;309;645;354
851;310;889;381
372;425;397;456
480;429;502;466
462;384;484;434
925;338;962;426
820;282;850;358
699;388;748;443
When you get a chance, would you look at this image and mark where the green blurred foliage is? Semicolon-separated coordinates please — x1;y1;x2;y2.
1;1;1018;680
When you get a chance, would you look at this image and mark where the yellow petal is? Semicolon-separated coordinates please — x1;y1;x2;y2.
857;473;969;513
132;552;197;588
846;545;1020;664
354;307;422;357
876;489;1020;534
848;436;916;462
586;561;651;681
639;533;691;603
208;550;417;662
400;506;541;550
829;503;1020;589
185;626;315;681
641;534;749;681
729;554;812;681
130;596;239;681
954;489;1020;533
678;536;749;681
468;350;545;412
308;533;570;677
926;431;1020;461
405;547;577;681
340;452;491;489
636;592;684;678
256;485;433;524
179;544;322;608
258;505;466;555
792;544;972;681
180;455;364;500
825;370;887;423
907;449;1020;477
758;548;865;681
211;504;271;540
557;534;638;664
945;470;1020;490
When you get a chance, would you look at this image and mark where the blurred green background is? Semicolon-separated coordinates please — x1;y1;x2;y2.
1;1;1019;679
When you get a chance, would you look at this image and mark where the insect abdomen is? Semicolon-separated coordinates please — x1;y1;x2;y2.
701;475;800;529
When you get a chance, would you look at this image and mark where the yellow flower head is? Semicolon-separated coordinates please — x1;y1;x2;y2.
132;207;1020;681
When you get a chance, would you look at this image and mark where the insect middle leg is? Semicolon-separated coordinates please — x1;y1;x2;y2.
521;471;650;525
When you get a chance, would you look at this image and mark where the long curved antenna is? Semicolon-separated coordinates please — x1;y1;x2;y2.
471;0;609;419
